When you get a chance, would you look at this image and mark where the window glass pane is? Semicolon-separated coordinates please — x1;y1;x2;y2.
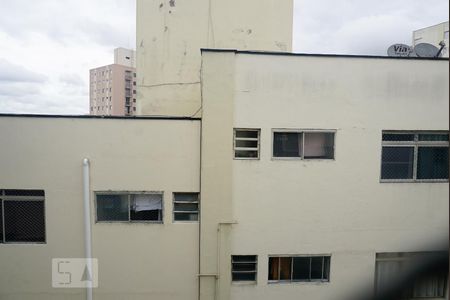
174;203;198;211
292;257;310;280
174;212;198;221
174;193;197;202
4;189;45;197
96;194;129;221
4;200;45;242
232;263;256;272
417;147;449;179
236;140;258;148
311;257;324;279
418;134;449;141
130;194;162;221
381;147;414;179
233;255;257;262
304;132;334;159
235;130;258;138
268;257;279;280
232;272;256;281
235;150;258;158
412;273;447;298
279;257;292;280
323;256;330;280
273;132;302;157
382;133;415;141
232;255;257;282
0;201;3;243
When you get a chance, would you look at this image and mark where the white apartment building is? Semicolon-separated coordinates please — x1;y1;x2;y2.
413;21;449;58
89;48;137;116
0;1;448;300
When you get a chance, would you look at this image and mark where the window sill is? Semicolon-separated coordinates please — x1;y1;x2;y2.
380;179;448;183
271;157;335;161
268;280;329;284
233;157;260;160
95;221;164;224
231;281;257;285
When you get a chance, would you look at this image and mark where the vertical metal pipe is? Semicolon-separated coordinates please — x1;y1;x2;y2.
83;158;93;300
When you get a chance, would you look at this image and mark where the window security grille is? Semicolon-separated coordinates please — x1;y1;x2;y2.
381;132;449;181
0;189;46;243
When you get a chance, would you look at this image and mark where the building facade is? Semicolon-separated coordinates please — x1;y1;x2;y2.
413;21;449;58
0;1;449;300
89;48;137;116
0;52;448;300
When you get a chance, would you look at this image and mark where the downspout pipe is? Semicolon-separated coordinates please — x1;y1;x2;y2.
83;158;93;300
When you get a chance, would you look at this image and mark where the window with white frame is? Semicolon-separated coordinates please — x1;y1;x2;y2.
96;192;163;222
173;193;199;222
268;255;330;282
231;255;257;282
273;130;335;159
0;189;46;243
381;131;449;181
234;129;260;159
375;252;448;298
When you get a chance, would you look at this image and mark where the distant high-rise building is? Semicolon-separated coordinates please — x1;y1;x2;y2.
89;48;137;116
413;21;449;58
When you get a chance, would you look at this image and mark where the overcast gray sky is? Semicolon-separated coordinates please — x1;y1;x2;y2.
0;0;448;115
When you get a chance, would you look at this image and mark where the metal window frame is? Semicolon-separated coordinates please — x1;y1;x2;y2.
271;129;337;161
172;192;200;223
0;189;46;244
233;128;261;160
268;254;331;284
380;131;449;183
231;255;258;283
94;191;164;224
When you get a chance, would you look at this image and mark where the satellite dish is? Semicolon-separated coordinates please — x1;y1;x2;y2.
387;44;412;57
414;43;440;57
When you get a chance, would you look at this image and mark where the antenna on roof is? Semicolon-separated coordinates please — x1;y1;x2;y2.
414;43;440;58
387;42;444;58
387;44;412;57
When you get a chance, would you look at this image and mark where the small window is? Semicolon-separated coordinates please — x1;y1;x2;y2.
273;130;335;159
173;193;199;222
0;189;46;243
268;256;330;282
234;129;260;159
381;131;449;181
96;192;163;222
231;255;257;282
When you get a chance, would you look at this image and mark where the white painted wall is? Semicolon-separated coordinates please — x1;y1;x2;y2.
0;116;200;300
200;51;449;300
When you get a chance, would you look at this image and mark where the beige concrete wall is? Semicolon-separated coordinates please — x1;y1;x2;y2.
199;51;236;300
0;116;200;300
136;0;293;117
413;21;449;57
200;51;449;300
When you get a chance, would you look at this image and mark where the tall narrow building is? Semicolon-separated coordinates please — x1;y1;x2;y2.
136;0;293;117
89;48;137;116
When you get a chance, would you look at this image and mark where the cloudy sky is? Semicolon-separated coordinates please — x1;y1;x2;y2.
0;0;447;115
